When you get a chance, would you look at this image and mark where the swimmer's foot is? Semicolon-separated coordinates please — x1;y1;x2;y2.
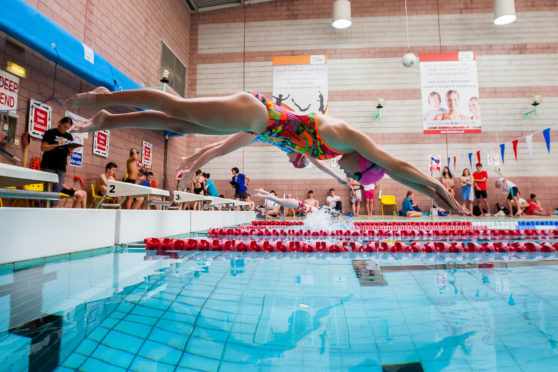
254;192;267;199
66;86;110;108
73;110;110;133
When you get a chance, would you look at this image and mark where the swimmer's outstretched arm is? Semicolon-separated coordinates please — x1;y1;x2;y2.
340;127;468;214
178;132;256;190
254;188;301;210
308;157;351;188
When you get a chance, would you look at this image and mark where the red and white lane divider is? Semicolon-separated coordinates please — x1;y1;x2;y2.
144;238;558;253
208;227;558;238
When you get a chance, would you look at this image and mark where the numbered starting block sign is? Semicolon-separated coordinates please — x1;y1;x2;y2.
173;191;208;204
105;180;169;198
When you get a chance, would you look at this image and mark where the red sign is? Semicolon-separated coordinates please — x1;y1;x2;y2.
142;141;152;166
93;130;110;157
28;99;52;139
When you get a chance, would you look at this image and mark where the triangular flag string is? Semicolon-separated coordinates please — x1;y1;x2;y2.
500;143;505;164
543;128;551;153
525;134;533;157
512;139;518;160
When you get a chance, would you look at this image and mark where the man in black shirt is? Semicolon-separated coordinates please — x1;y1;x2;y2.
40;116;75;207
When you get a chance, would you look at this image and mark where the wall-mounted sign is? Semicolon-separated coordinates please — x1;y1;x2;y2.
0;70;19;112
93;130;110;157
142;141;152;166
28;99;52;139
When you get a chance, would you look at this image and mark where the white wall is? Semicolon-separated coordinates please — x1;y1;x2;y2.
0;209;255;265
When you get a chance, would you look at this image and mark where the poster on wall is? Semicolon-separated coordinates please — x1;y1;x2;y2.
141;141;152;167
272;55;328;114
93;130;110;157
420;51;481;134
28;99;52;139
65;111;89;167
0;70;19;113
429;154;441;174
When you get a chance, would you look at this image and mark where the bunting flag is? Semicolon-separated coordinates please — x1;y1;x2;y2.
543;128;551;153
447;157;450;167
512;139;519;160
525;134;533;157
453;156;456;171
468;153;472;167
500;143;505;164
476;151;481;165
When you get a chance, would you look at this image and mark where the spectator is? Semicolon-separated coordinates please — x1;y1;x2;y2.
40;116;75;207
495;177;521;217
189;169;205;211
460;168;474;214
60;182;87;208
402;191;422;218
362;182;377;217
304;190;319;209
203;173;219;197
524;193;550;216
513;191;529;216
124;148;139;209
175;170;184;190
95;162;118;195
145;171;162;210
94;162;121;205
263;190;281;218
244;194;256;211
231;167;250;202
473;163;490;216
349;178;362;217
326;188;342;212
130;169;148;209
441;166;456;196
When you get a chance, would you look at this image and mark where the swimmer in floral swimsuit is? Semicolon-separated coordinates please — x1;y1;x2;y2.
68;88;468;214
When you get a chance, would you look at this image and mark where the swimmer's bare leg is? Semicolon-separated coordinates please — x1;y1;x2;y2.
74;110;234;135
68;89;268;133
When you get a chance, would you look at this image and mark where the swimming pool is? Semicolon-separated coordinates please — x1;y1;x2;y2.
1;238;558;371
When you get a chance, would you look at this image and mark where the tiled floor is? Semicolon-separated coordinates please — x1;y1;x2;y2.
1;248;558;371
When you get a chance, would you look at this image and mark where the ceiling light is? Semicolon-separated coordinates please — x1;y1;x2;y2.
494;0;516;25
332;0;351;29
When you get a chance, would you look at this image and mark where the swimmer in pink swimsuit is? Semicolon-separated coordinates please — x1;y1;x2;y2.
68;88;468;214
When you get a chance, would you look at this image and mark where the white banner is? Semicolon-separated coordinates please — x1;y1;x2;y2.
272;55;328;113
420;51;481;134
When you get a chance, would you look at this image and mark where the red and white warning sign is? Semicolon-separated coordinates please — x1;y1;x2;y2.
142;140;152;166
0;70;19;112
28;99;52;139
93;130;110;157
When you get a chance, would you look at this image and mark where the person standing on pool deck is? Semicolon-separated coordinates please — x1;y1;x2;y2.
67;87;469;215
40;116;75;207
123;148;139;209
231;167;250;208
473;163;490;216
495;177;521;217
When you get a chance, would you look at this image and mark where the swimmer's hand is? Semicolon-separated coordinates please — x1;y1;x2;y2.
338;178;352;189
177;169;195;191
433;188;470;216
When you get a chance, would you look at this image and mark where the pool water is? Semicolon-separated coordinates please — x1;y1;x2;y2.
1;246;558;371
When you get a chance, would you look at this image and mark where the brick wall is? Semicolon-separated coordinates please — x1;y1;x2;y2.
0;0;191;194
187;0;558;213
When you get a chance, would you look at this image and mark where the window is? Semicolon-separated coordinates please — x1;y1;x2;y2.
161;42;186;97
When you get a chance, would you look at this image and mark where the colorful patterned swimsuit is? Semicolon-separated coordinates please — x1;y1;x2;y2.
247;91;343;160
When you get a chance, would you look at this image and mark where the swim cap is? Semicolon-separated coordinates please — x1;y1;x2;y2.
358;155;387;185
291;153;311;169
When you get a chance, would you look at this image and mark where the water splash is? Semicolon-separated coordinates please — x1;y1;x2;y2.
303;208;354;231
